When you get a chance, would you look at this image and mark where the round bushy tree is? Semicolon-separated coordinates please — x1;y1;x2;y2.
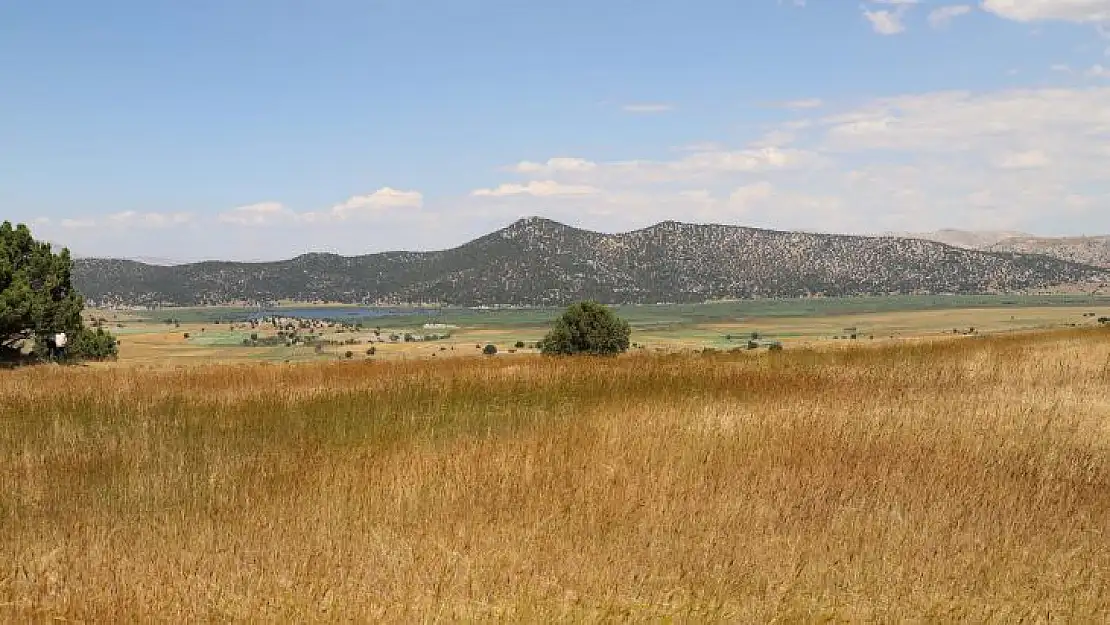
483;344;498;355
70;326;119;361
540;301;631;356
1;221;85;359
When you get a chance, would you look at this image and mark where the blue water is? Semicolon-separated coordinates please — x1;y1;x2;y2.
245;307;433;321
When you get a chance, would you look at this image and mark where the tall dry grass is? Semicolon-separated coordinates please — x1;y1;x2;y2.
2;331;1109;621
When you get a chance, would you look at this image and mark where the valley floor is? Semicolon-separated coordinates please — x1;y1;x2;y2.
2;329;1109;620
88;299;1110;366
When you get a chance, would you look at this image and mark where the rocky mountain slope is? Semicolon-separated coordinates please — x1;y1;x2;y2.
986;236;1110;269
72;218;1108;307
892;229;1031;250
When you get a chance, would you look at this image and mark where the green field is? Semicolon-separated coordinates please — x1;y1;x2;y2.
129;294;1110;328
86;295;1110;366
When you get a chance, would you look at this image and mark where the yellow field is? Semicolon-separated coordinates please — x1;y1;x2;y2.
89;305;1106;366
3;329;1109;620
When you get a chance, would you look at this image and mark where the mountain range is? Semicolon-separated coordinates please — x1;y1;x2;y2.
903;230;1110;269
70;218;1109;307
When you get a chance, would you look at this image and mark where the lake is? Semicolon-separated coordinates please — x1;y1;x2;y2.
246;307;437;321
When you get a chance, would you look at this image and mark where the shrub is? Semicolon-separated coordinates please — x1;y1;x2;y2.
515;341;526;349
69;327;119;361
344;350;353;359
183;333;190;339
483;344;498;355
540;301;631;356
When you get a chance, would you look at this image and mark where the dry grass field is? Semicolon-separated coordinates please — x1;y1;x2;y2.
2;330;1109;621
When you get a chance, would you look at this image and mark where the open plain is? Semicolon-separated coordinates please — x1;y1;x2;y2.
3;325;1109;621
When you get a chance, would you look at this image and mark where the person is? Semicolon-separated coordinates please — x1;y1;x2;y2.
54;332;68;360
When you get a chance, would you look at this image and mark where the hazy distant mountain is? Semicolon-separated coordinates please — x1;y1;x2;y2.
895;230;1110;270
71;218;1108;307
987;236;1110;269
891;229;1032;249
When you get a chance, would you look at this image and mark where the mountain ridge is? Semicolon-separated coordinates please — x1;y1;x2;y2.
71;218;1109;307
896;229;1110;269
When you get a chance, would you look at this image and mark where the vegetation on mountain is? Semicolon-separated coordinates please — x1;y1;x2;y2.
71;218;1109;307
987;236;1110;269
540;301;631;356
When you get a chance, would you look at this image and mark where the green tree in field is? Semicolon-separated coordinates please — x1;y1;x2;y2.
0;221;116;362
70;326;119;361
1;222;84;355
540;301;631;356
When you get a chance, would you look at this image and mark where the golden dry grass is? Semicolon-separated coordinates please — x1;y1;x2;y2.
2;330;1109;621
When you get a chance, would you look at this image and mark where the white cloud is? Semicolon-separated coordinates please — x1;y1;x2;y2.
928;5;973;27
622;103;674;113
783;98;824;110
994;149;1051;169
502;146;815;188
60;218;96;230
862;0;923;34
728;181;775;208
471;180;601;198
863;9;908;34
821;88;1110;157
305;188;424;222
468;85;1110;236
1087;63;1110;76
217;202;296;226
509;157;598;175
217;188;424;226
981;0;1110;23
107;211;193;228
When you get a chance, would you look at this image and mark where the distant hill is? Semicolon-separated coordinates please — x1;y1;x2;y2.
891;229;1032;249
71;218;1108;307
986;236;1110;269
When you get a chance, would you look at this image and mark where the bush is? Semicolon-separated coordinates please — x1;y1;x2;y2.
483;344;498;355
515;341;526;349
344;350;353;359
69;327;119;361
540;301;631;356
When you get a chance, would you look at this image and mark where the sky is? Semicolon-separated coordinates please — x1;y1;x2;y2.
3;0;1110;261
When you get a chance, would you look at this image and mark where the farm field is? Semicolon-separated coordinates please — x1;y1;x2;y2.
87;295;1110;365
2;329;1108;620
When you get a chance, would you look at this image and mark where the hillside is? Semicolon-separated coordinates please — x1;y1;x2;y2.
987;236;1110;269
71;218;1109;307
892;229;1031;249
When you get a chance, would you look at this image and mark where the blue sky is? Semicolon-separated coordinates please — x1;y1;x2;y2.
3;0;1110;260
